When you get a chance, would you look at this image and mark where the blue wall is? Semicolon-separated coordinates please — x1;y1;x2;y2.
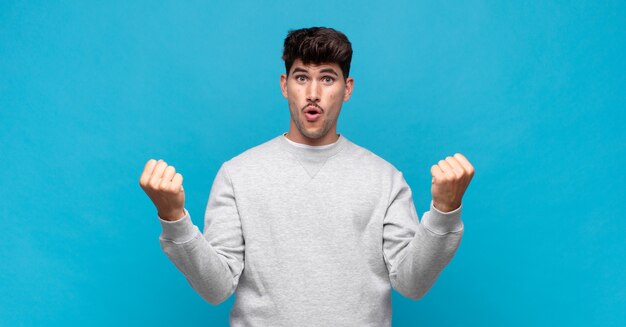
1;1;624;326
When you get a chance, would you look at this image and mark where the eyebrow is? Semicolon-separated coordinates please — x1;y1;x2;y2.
292;68;308;74
319;68;339;76
291;67;339;77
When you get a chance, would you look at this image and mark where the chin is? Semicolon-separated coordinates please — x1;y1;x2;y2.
299;127;324;139
301;131;320;139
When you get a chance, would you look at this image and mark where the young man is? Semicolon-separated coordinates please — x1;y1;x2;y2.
139;27;474;326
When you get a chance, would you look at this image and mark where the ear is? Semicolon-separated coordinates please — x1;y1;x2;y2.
343;77;354;102
280;73;288;99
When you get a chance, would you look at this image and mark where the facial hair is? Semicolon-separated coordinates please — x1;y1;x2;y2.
290;103;337;140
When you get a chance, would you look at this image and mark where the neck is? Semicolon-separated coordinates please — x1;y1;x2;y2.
285;123;340;146
284;131;339;146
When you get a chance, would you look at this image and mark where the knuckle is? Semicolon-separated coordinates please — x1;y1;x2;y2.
149;179;160;189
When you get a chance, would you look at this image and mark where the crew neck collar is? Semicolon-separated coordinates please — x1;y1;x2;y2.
277;132;348;160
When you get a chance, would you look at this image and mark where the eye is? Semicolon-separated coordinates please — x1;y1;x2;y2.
295;75;308;83
321;76;335;84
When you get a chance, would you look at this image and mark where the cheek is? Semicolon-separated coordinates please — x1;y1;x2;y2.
325;89;337;100
328;90;343;103
289;99;298;111
288;97;300;113
291;88;304;101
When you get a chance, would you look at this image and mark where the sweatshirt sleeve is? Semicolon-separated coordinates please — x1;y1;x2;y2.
382;169;464;300
158;162;245;305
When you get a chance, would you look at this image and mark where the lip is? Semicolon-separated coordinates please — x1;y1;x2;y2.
303;106;322;122
305;112;321;121
304;106;322;114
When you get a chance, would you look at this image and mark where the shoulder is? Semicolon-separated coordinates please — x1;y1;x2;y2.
347;141;398;173
339;139;409;199
342;138;402;177
221;135;282;171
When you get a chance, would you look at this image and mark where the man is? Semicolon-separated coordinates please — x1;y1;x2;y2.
139;27;474;326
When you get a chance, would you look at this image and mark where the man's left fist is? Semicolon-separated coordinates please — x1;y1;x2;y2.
430;153;475;212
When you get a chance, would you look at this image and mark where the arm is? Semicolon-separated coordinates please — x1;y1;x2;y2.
383;153;474;300
157;162;244;305
382;171;464;300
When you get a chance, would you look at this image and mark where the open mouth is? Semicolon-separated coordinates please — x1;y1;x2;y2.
304;107;322;121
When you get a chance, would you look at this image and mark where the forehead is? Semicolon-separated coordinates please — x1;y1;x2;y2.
290;58;341;74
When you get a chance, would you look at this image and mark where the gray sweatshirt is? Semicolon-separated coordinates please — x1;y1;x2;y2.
158;133;464;326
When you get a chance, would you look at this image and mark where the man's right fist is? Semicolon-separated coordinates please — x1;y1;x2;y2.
139;159;186;221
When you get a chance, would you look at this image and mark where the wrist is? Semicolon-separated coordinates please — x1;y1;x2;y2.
432;201;460;213
158;209;186;221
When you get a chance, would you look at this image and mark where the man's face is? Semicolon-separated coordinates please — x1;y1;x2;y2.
280;58;354;145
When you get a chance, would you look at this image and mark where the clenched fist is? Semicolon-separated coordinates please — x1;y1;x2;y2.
430;153;475;213
139;159;186;221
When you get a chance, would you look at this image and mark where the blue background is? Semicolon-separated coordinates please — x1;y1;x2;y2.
1;1;625;326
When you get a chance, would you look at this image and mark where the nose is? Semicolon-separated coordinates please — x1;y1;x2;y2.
306;79;320;102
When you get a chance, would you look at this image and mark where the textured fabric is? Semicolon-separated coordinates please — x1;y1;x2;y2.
158;133;464;326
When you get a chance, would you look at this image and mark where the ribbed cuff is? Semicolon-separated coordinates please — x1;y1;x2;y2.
158;208;199;243
421;200;464;235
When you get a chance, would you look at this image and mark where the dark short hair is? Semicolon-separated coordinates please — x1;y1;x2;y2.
282;27;352;79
